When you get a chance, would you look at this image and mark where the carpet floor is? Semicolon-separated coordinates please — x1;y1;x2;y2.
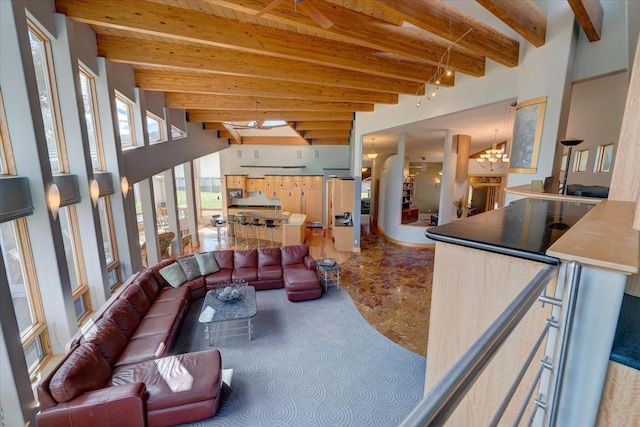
173;287;426;426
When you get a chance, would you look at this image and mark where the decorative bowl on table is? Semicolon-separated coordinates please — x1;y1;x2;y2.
212;279;248;303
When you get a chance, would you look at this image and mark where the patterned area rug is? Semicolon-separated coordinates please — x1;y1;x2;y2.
174;288;426;426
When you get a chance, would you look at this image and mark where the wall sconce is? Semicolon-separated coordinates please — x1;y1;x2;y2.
47;183;61;220
90;179;100;207
121;176;130;199
361;167;368;172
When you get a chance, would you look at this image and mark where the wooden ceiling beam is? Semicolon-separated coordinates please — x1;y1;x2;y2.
476;0;547;47
55;0;437;82
188;110;354;122
206;0;485;76
238;136;309;145
164;93;373;112
304;129;352;139
97;35;423;95
567;0;604;42
372;0;520;67
135;70;398;104
203;122;227;131
296;121;353;131
308;138;351;146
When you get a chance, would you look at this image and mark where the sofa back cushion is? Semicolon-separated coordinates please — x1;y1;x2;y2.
214;250;234;270
105;299;141;339
49;343;111;403
159;263;188;288
134;270;161;301
258;247;281;268
120;284;151;317
80;318;128;365
148;258;176;287
281;244;309;266
176;256;201;281
195;251;220;275
234;249;258;269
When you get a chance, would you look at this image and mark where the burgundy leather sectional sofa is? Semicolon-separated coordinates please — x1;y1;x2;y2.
36;245;321;426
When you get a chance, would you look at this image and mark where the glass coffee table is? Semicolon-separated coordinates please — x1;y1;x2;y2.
198;286;257;345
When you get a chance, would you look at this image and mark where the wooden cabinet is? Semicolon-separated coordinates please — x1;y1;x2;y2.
332;178;355;216
333;226;353;251
303;175;323;190
226;175;247;198
265;175;282;199
303;188;323;223
246;178;266;194
281;187;302;213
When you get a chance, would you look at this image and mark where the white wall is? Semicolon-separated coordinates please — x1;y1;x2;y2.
564;72;628;187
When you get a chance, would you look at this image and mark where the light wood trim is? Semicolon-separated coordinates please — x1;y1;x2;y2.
455;134;470;181
189;109;354;123
567;0;604;42
236;136;309;145
203;122;227;131
97;35;420;96
307;138;350;146
55;0;436;82
304;129;352;139
296;121;353;131
79;67;106;171
625;275;640;298
547;201;640;274
207;0;486;77
373;0;520;67
0;88;16;175
135;69;397;104
596;361;640;426
476;0;546;47
505;184;601;204
609;39;640;203
426;242;556;424
164;93;373;112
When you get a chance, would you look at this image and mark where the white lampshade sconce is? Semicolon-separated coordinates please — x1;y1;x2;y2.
121;176;130;199
90;179;100;207
47;183;61;220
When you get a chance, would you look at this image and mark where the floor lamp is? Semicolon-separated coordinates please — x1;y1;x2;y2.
560;138;584;195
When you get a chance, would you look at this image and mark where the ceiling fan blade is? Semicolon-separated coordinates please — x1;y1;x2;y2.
296;0;333;30
241;0;285;23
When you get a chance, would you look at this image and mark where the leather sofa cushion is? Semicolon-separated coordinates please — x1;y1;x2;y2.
105;299;142;339
111;350;222;412
232;267;258;282
284;269;321;291
120;284;151;317
258;247;281;268
213;250;234;270
134;270;162;301
114;334;170;367
179;276;205;300
49;343;111;403
205;270;233;287
156;286;189;302
234;249;258;269
144;298;185;319
132;315;177;339
281;244;309;266
81;318;128;365
258;265;282;281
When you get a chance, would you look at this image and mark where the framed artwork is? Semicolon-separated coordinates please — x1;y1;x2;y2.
509;96;547;173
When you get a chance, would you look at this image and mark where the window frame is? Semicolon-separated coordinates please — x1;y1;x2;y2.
97;196;122;291
595;144;614;173
0;89;16;175
171;125;186;140
115;92;136;149
146;111;166;144
27;22;69;173
58;205;93;324
78;67;105;171
1;219;52;379
574;149;589;172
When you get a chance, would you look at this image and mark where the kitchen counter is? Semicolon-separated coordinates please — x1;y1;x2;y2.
234;211;291;222
426;198;594;264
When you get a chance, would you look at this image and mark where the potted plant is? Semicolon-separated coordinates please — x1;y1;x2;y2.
453;197;466;218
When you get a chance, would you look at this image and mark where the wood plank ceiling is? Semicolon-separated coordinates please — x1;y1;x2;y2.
55;0;602;146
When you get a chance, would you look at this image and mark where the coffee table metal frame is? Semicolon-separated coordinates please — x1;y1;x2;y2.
199;286;257;345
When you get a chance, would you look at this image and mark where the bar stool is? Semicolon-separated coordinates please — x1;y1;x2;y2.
226;214;235;241
214;216;225;243
265;219;279;247
251;217;264;247
236;215;249;247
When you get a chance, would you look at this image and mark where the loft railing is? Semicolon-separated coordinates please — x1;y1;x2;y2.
400;261;582;427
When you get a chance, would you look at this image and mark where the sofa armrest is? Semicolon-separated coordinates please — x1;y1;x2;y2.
304;255;317;270
37;383;147;427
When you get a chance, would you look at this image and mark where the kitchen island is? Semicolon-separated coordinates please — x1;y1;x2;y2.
232;211;307;246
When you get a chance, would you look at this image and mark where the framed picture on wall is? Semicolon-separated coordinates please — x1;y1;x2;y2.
509;96;547;173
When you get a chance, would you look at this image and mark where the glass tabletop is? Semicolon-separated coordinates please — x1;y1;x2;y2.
199;286;257;323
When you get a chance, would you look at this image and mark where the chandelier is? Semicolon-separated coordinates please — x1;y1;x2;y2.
366;138;378;160
477;129;509;171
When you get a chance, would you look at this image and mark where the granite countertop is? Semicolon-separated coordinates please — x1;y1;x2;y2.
426;198;595;264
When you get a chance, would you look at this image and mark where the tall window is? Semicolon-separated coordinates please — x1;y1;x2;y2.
28;23;67;173
146;112;165;144
171;125;186;140
115;92;135;149
1;220;51;376
595;144;614;173
58;206;92;322
97;197;121;291
78;68;103;170
574;149;589;172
